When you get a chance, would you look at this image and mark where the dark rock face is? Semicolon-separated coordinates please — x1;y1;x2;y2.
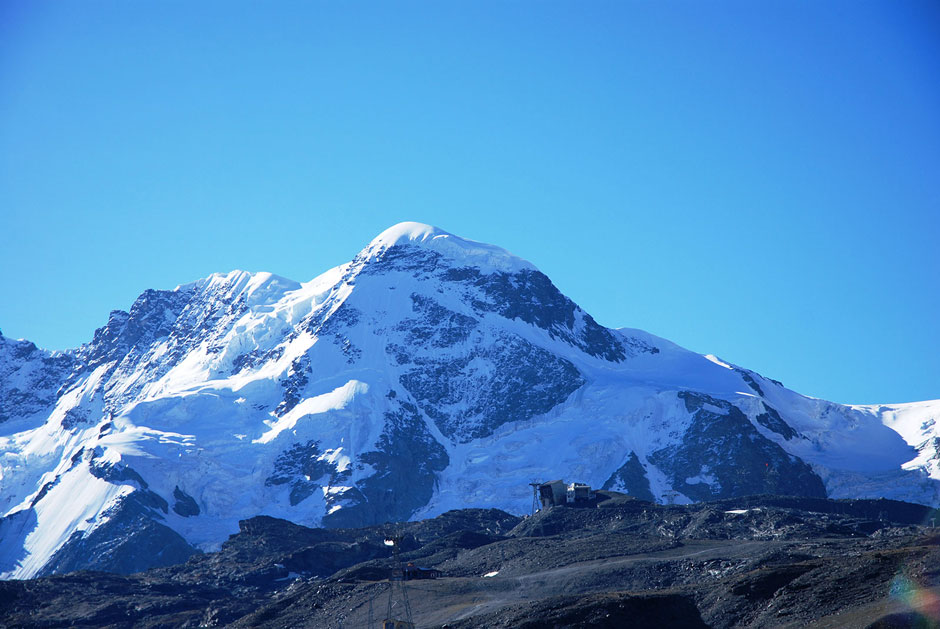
603;451;656;502
357;244;653;443
172;487;200;517
68;274;257;409
323;400;449;528
89;458;151;491
387;288;585;443
37;492;197;576
735;367;766;396
395;329;584;443
0;271;284;428
80;288;195;371
649;392;827;501
442;265;633;362
85;453;173;513
60;406;92;429
274;356;310;417
304;302;363;364
362;244;640;363
266;440;350;507
0;333;74;424
0;509;38;575
232;345;284;374
755;402;800;440
357;243;446;277
396;293;478;349
357;245;610;443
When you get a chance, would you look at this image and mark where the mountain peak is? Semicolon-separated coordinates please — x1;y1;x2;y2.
362;221;535;274
368;221;450;247
3;223;939;582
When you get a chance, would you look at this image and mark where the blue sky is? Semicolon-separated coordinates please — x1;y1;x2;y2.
1;1;937;404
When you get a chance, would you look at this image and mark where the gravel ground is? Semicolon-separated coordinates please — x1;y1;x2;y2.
2;495;939;628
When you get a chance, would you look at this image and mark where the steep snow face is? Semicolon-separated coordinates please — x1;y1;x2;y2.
874;400;940;477
1;221;938;579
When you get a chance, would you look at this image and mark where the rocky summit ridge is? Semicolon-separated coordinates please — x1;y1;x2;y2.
0;221;938;579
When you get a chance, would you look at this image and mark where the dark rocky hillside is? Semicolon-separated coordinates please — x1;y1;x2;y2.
2;494;940;628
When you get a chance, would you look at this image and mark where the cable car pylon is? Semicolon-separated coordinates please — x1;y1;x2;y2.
380;530;414;629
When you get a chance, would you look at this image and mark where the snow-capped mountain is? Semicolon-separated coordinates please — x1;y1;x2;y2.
1;222;938;579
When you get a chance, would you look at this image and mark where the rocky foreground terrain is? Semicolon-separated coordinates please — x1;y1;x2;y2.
2;493;940;628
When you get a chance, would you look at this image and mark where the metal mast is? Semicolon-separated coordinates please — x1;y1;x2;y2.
529;481;542;515
383;532;414;627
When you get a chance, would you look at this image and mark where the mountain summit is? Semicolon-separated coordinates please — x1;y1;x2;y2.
1;222;938;578
362;221;535;273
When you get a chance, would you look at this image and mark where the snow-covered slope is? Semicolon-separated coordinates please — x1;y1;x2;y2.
1;221;938;578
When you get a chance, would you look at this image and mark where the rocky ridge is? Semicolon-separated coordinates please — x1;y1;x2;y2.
1;495;939;628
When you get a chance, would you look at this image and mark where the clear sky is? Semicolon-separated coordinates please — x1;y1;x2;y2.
1;1;938;405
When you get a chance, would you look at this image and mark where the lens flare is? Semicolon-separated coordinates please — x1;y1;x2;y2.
890;571;940;623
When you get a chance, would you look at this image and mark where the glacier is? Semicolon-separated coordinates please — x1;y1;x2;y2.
0;221;937;578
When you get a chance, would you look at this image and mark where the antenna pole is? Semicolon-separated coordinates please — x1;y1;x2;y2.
383;530;414;626
529;481;541;515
